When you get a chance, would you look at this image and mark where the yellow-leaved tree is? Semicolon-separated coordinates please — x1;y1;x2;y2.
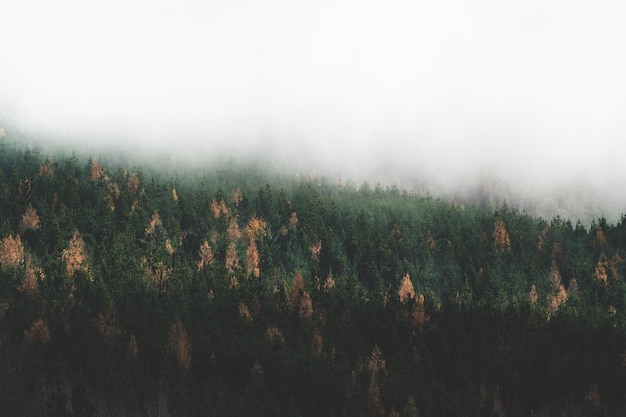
62;230;89;278
493;217;510;252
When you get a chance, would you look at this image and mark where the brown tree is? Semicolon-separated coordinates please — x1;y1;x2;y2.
0;234;24;269
196;241;214;270
62;230;89;277
19;206;40;232
398;273;415;303
493;217;510;252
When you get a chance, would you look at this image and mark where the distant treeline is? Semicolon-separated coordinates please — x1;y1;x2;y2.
1;137;626;416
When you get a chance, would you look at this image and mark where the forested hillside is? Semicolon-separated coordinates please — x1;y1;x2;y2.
1;136;626;416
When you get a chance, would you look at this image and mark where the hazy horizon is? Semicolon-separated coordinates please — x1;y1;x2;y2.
2;0;626;222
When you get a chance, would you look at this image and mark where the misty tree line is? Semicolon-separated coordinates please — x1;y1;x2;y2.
1;137;626;416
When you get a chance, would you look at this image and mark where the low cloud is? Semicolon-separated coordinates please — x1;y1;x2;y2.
1;0;626;222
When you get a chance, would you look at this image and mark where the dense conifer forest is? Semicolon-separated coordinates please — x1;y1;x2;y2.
1;133;626;416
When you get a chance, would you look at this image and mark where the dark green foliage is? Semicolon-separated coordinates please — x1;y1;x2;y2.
1;137;626;416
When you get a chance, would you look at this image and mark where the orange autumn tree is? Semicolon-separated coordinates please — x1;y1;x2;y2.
493;217;510;252
62;229;89;278
398;272;429;332
323;271;335;291
90;157;104;181
245;216;267;243
595;256;609;287
211;198;229;219
19;205;40;232
398;272;415;303
145;211;163;236
594;253;621;287
196;241;215;270
0;234;44;293
89;158;122;210
245;216;266;278
0;234;25;269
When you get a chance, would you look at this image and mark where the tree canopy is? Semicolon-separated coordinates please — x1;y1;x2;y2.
1;137;626;416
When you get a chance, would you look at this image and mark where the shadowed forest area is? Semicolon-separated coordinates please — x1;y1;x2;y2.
1;134;626;416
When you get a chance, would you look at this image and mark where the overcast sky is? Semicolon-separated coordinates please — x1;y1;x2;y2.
1;0;626;212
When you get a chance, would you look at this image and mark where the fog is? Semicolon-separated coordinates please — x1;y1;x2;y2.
1;0;626;222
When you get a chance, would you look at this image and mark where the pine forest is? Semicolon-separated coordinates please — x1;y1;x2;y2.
1;134;626;417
